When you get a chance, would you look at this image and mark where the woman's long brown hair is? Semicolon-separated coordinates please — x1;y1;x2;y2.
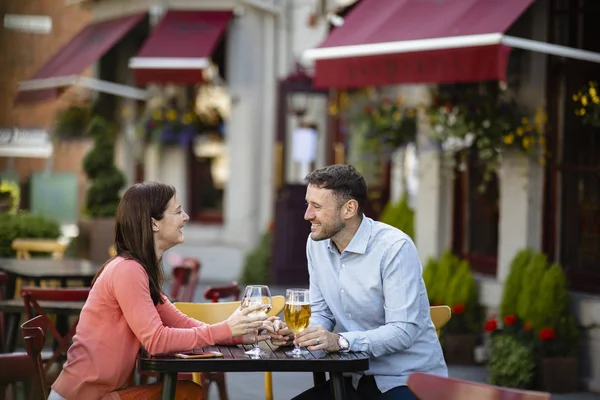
91;182;175;305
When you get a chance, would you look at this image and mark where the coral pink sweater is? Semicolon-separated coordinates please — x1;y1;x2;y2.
52;257;241;400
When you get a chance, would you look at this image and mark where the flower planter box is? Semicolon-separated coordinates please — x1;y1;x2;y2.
444;333;477;365
538;356;579;393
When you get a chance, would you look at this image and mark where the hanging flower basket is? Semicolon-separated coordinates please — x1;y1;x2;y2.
573;81;600;127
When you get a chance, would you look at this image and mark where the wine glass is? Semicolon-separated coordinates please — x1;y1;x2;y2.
284;288;311;357
240;285;272;357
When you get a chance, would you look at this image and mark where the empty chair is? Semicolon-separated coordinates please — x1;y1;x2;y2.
407;372;552;400
170;257;201;302
430;305;451;338
0;352;38;400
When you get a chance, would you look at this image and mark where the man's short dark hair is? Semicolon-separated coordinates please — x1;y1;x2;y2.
305;164;367;215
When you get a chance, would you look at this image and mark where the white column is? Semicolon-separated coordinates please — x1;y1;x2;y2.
415;115;453;262
224;8;264;249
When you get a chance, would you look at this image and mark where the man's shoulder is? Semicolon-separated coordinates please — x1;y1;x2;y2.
371;219;413;247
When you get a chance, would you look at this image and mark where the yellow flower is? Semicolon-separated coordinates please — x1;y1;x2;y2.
328;103;338;116
182;113;193;124
538;137;546;146
579;108;586;116
516;127;524;136
590;87;597;97
407;108;416;117
392;111;401;121
152;110;163;120
503;134;514;145
166;109;178;121
581;96;588;106
593;96;600;105
521;117;529;125
523;137;531;150
573;94;580;102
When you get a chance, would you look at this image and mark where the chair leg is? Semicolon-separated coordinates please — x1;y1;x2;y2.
214;373;228;400
264;372;273;400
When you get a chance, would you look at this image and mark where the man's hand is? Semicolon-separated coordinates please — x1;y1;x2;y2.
294;325;340;352
262;318;295;347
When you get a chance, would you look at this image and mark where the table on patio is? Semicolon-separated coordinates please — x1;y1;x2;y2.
0;258;99;352
139;341;370;400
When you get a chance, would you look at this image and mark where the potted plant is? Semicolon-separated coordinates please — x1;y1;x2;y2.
426;83;547;191
531;264;580;393
443;259;482;364
573;80;600;127
53;105;91;139
487;331;537;389
78;116;126;263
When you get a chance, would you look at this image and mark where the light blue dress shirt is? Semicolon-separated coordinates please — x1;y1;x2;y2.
307;216;448;393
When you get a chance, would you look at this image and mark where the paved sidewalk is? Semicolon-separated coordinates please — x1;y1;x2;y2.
166;281;600;400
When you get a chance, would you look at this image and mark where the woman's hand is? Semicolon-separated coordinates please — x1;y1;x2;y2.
225;304;269;338
263;318;294;347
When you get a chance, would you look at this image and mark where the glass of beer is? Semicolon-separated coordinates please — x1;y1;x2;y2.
284;288;311;357
241;285;272;357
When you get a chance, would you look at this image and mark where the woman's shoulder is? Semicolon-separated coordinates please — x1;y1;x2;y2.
103;257;147;280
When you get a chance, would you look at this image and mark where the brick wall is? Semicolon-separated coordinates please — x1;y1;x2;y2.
0;0;92;210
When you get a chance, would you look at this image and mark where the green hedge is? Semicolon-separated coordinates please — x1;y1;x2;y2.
380;193;414;240
239;231;271;285
0;212;61;257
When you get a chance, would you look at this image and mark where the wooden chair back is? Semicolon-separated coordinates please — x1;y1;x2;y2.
170;258;201;302
12;239;67;260
0;352;38;400
430;305;451;338
21;287;90;370
21;315;50;400
407;372;552;400
204;282;241;303
175;296;285;400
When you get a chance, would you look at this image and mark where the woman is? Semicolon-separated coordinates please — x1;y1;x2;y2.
50;182;269;400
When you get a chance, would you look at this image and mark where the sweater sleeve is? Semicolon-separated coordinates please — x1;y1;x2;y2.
157;297;244;345
111;260;233;355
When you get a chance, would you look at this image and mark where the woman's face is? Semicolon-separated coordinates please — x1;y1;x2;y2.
153;194;189;252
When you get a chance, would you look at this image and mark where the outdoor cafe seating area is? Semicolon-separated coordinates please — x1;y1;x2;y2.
0;238;556;400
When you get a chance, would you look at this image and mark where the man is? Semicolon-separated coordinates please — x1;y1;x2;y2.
271;164;447;400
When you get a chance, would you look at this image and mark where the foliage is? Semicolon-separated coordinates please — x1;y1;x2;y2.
533;263;580;358
54;105;91;139
138;105;204;146
380;193;414;239
0;180;20;213
488;333;536;389
516;252;548;324
428;249;459;305
0;212;61;257
500;248;534;318
426;83;547;190
356;98;417;150
239;230;271;285
422;257;437;303
82;116;126;217
444;259;482;334
573;81;600;127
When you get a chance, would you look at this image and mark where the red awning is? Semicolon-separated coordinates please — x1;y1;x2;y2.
304;0;535;88
129;10;231;85
16;13;146;103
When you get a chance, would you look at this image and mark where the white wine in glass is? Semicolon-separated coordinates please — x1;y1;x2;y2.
241;285;272;357
284;288;311;357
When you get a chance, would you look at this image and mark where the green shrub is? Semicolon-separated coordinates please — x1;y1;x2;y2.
422;257;437;302
500;248;533;318
239;231;271;285
54;105;91;139
516;252;547;324
445;259;481;334
488;333;536;389
0;212;61;257
531;263;567;331
429;249;459;305
82;116;126;217
380;193;414;240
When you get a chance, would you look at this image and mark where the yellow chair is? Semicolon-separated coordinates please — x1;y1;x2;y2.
430;305;451;338
108;245;116;257
175;295;286;400
12;238;68;293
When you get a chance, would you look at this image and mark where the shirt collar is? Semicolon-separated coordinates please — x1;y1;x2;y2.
327;215;371;255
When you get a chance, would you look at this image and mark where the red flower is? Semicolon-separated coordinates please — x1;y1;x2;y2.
452;304;465;314
483;319;498;332
444;103;452;111
364;106;371;115
524;322;533;331
539;327;556;341
503;314;517;327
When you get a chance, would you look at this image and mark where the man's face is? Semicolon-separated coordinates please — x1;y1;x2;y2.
304;184;345;241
